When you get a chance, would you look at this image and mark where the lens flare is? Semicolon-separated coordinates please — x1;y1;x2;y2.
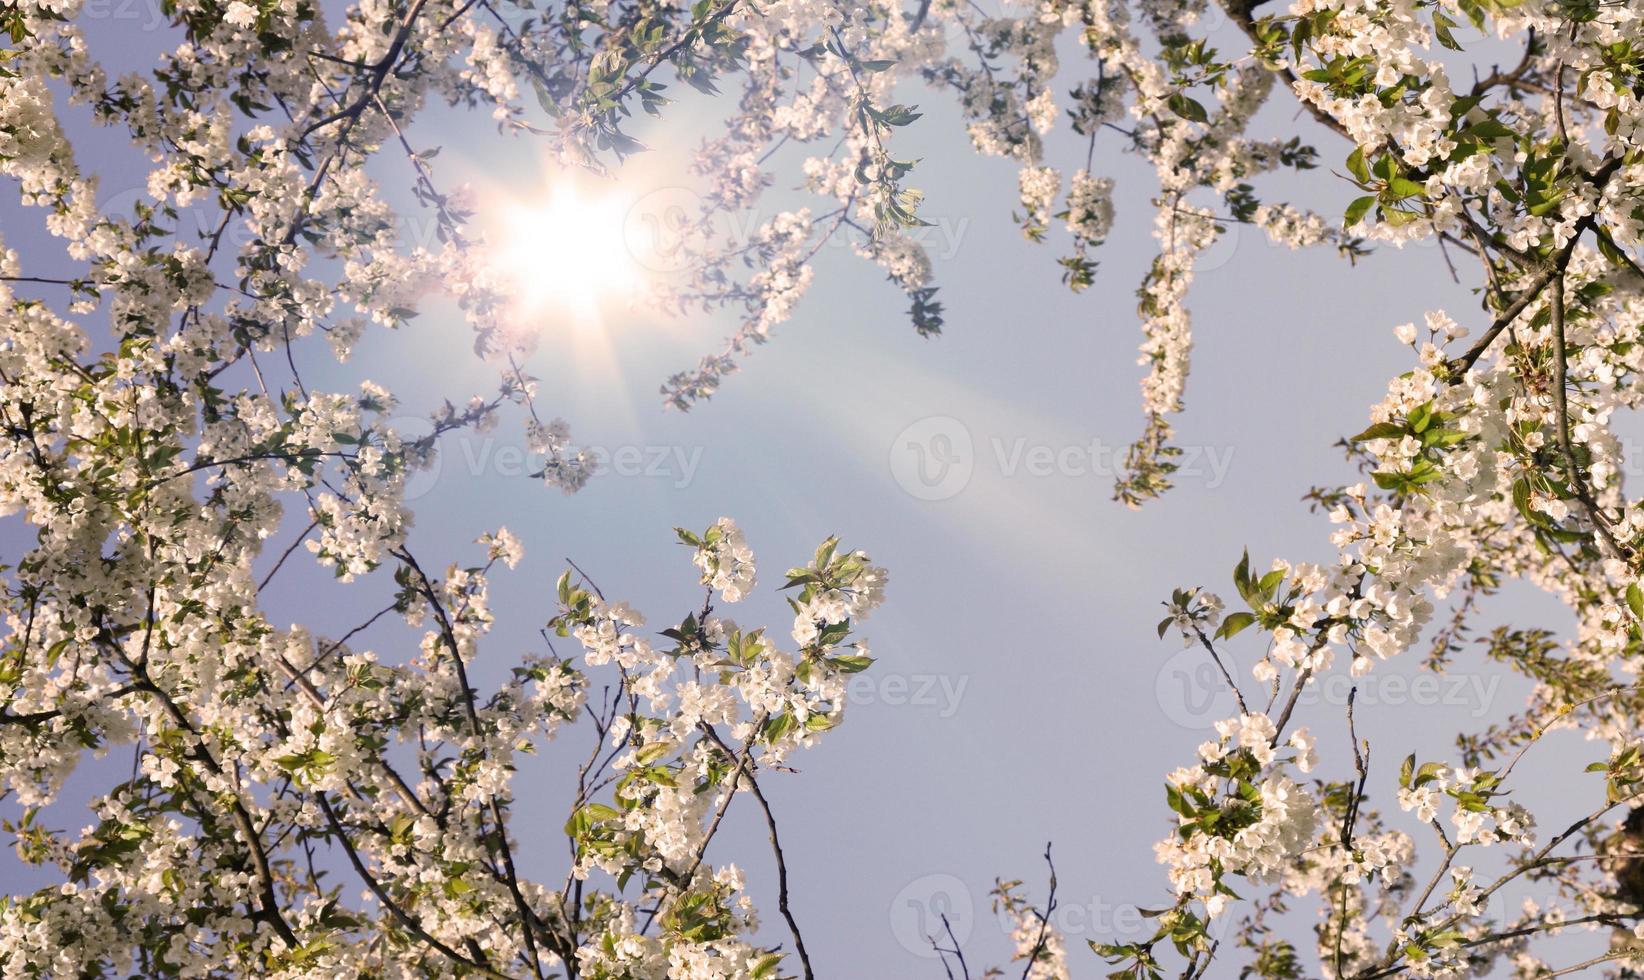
492;184;639;326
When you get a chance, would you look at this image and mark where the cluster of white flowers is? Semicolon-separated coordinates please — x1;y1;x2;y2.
999;888;1068;979
661;209;819;408
1252;202;1333;249
1017;165;1061;238
1155;714;1318;918
687;517;758;603
526;415;595;493
856;233;933;290
1277;821;1415;979
789;550;889;648
1397;764;1536;847
478;527;524;569
551;526;890;943
1065;170;1115;245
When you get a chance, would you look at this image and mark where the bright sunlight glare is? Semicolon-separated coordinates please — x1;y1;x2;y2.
492;184;641;327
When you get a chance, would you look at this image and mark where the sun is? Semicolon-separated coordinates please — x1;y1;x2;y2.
492;183;641;326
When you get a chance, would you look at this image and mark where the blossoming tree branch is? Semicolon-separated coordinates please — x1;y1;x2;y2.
3;0;1644;974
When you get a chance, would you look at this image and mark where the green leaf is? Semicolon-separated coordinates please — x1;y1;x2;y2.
1414;761;1447;787
1433;9;1462;49
827;654;873;673
1256;569;1285;597
1167;92;1208;123
1350;421;1406;442
1466;118;1516;139
1344;195;1376;227
1215;611;1256;640
1387;176;1427;200
1346;146;1371;183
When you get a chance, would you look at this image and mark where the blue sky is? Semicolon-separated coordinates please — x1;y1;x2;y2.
0;6;1619;974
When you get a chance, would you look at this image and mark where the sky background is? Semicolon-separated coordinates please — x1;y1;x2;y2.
0;5;1626;976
